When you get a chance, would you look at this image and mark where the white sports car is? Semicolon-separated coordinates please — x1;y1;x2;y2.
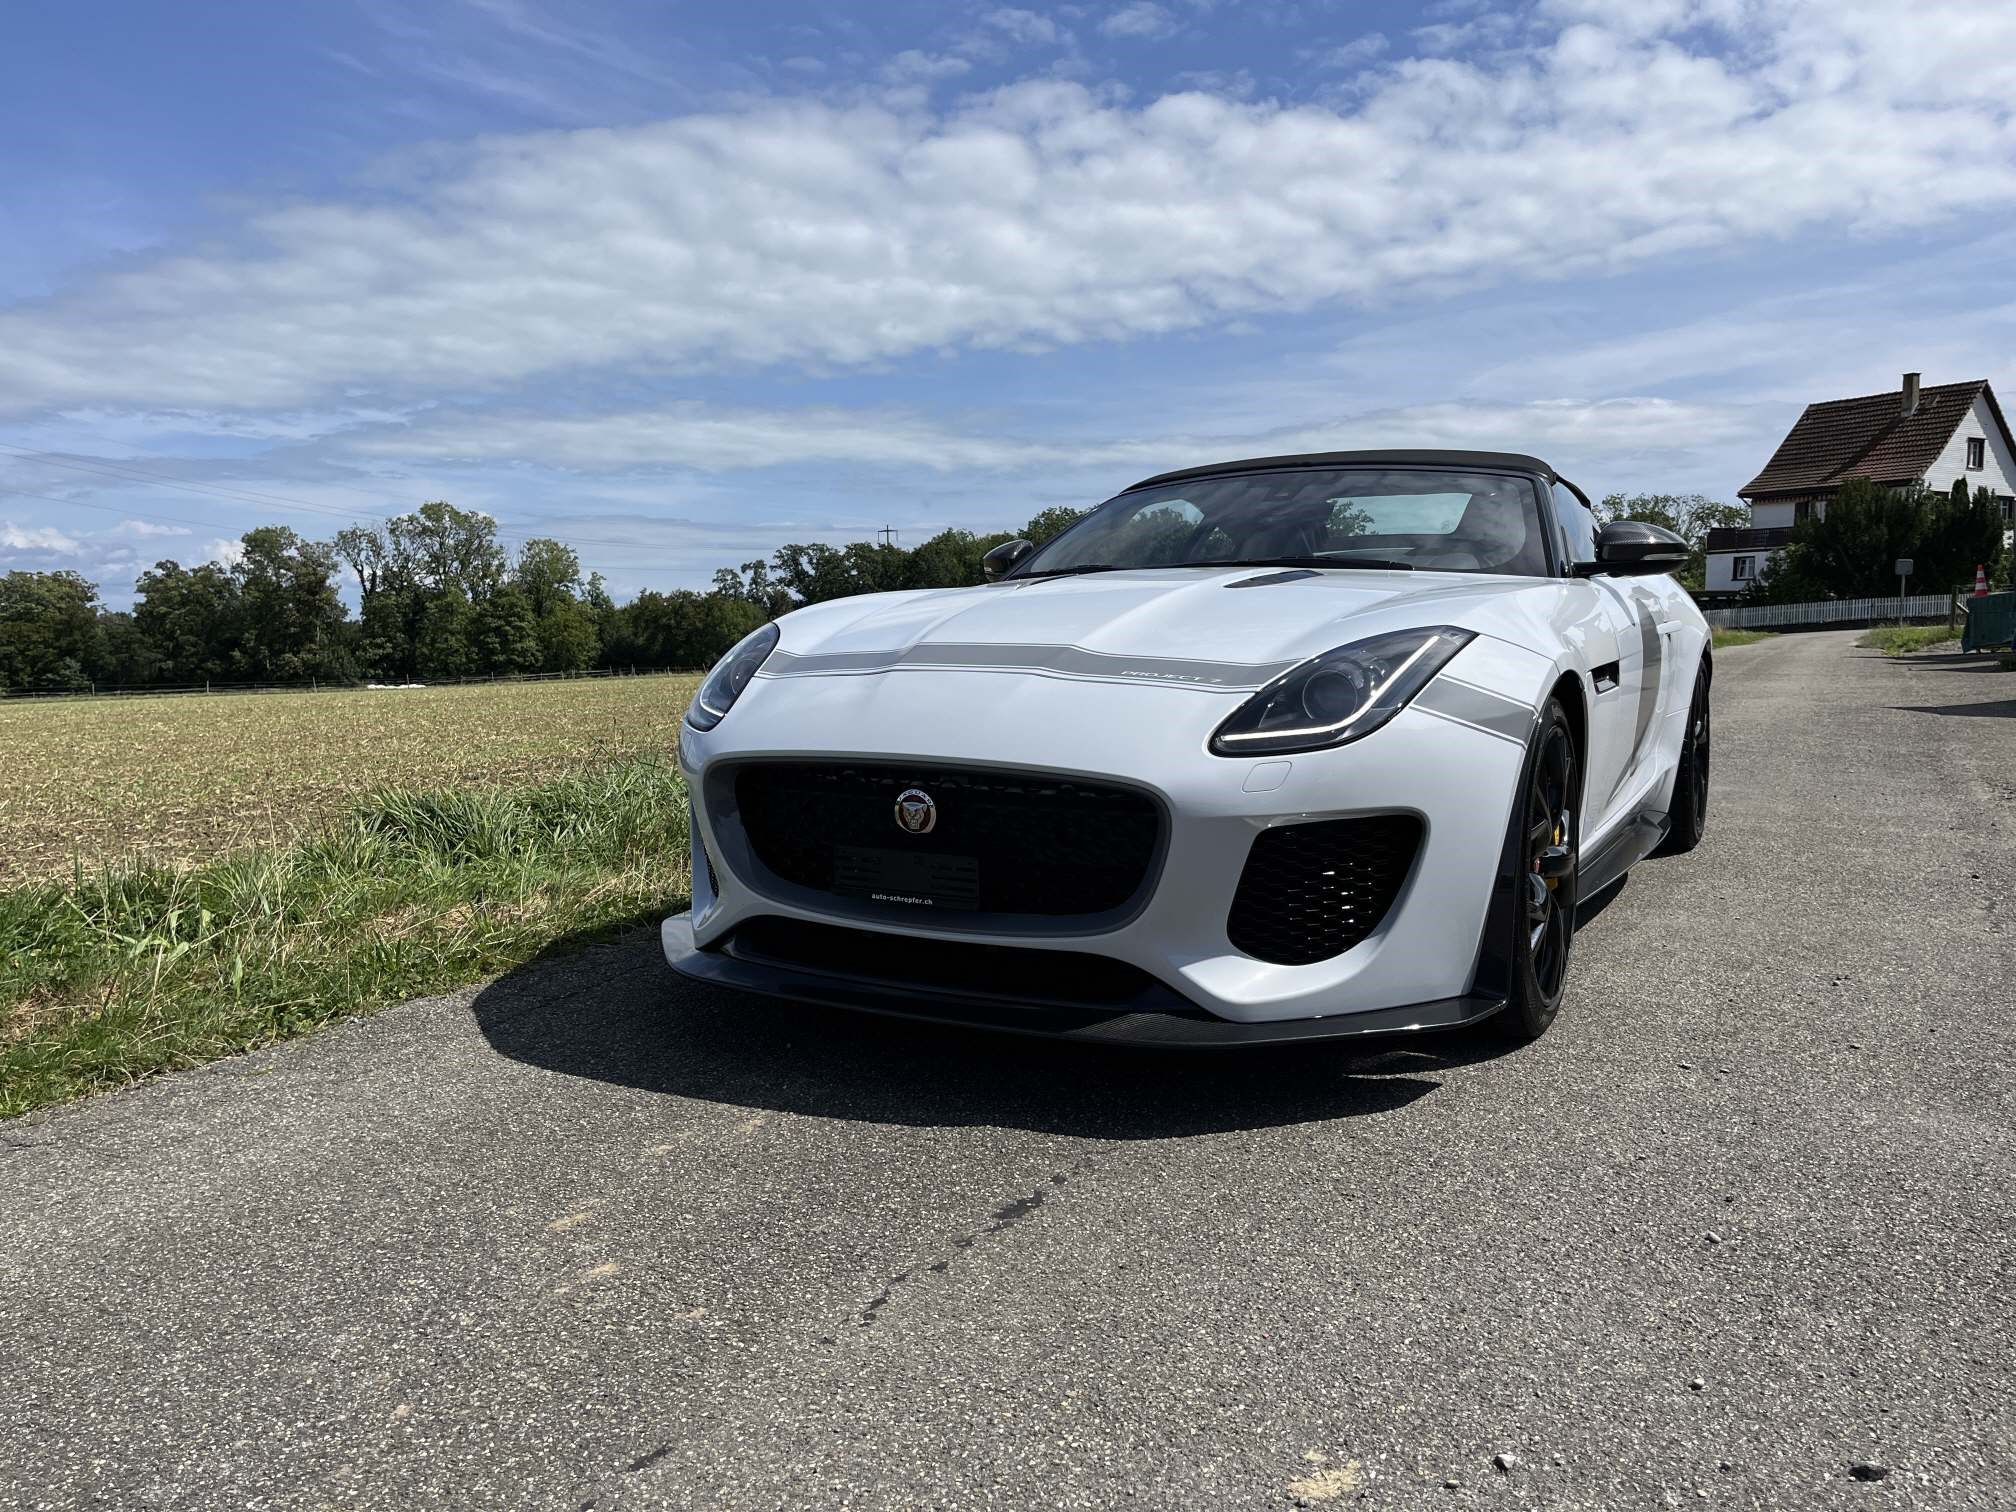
663;449;1709;1046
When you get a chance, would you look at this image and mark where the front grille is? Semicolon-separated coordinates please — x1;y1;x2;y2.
731;763;1160;919
1227;815;1422;965
727;916;1172;1009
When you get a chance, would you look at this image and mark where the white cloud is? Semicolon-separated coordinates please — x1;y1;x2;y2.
344;395;1749;477
2;521;85;553
1;0;2013;417
1304;34;1388;70
1169;68;1256;98
1411;12;1523;51
983;8;1064;45
1100;3;1179;40
880;50;973;84
107;518;191;539
350;404;1047;472
1537;0;1738;38
207;538;246;568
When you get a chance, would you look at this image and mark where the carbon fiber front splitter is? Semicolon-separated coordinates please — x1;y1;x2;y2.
661;913;1505;1049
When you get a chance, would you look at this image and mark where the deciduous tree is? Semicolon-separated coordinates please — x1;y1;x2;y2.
0;571;101;691
132;561;241;684
470;587;541;675
1021;505;1089;545
231;526;353;681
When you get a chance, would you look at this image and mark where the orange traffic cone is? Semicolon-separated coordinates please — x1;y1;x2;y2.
1975;563;1990;596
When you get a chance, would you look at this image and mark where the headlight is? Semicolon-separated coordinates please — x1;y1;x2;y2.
1210;626;1475;757
685;622;780;732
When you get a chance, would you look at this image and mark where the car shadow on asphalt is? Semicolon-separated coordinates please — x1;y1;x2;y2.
470;925;1524;1139
1878;651;2014;676
1893;698;2016;719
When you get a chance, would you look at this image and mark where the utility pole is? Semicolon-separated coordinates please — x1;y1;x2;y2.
877;526;900;548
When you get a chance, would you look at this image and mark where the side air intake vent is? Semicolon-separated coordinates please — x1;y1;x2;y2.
1227;815;1423;965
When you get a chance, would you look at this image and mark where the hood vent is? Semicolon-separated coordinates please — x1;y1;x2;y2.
1226;569;1320;589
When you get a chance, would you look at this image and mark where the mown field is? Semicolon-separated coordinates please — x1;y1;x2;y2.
0;675;700;886
1;676;701;1116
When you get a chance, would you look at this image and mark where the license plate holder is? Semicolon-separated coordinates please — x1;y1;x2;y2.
833;845;980;911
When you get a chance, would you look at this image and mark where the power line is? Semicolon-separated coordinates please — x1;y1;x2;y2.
0;442;388;522
0;485;255;537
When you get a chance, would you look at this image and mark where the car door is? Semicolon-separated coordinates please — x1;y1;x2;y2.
1549;484;1667;834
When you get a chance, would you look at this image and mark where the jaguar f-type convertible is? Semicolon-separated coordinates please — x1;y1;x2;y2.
663;449;1709;1046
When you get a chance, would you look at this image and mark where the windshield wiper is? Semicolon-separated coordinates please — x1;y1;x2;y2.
1013;563;1125;579
1179;555;1415;572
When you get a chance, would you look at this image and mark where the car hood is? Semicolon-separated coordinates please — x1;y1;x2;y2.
771;567;1541;685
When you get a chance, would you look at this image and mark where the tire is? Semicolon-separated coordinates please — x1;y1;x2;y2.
1490;698;1579;1044
1651;660;1710;858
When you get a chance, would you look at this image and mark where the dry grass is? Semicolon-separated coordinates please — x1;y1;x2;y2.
0;675;699;886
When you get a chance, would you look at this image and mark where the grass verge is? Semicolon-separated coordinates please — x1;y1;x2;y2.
0;759;690;1118
1858;625;1959;655
1709;628;1775;650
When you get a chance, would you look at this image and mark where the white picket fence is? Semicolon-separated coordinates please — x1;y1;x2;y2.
1702;593;1953;630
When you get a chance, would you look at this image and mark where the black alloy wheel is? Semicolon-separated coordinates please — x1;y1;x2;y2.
1494;700;1578;1043
1653;660;1711;857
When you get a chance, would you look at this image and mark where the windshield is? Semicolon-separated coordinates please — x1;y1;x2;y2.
1017;467;1554;578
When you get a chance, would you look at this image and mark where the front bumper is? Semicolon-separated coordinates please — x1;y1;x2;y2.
674;634;1554;1031
662;913;1505;1047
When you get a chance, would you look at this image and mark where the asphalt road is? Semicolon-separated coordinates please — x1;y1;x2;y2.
4;630;2013;1511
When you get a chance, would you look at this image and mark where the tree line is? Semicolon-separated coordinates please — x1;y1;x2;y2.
0;501;1089;694
19;480;1989;693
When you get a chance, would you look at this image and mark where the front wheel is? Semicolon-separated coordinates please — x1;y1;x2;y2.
1652;660;1710;857
1492;700;1578;1044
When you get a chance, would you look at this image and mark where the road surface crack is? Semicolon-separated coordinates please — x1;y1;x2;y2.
855;1158;1094;1328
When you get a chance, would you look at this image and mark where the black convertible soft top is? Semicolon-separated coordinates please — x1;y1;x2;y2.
1125;449;1589;506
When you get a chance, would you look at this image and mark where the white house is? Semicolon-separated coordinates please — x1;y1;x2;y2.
1703;373;2016;596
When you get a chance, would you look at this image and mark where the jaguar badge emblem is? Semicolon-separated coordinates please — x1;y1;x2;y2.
893;788;937;835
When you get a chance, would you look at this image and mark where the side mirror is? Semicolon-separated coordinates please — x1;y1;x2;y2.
982;538;1035;580
1579;520;1689;577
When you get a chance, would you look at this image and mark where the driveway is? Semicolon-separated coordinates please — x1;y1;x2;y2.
4;630;2012;1510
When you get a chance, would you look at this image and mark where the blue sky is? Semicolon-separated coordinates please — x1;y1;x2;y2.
3;0;2014;605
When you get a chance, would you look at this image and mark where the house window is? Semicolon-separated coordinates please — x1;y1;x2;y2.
1732;555;1755;581
1794;500;1814;523
1967;437;1986;470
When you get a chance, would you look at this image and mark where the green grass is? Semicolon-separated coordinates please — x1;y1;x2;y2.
0;759;691;1118
1710;628;1775;649
1857;625;1958;655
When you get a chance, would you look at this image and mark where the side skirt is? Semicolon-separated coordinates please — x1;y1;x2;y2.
1578;808;1670;900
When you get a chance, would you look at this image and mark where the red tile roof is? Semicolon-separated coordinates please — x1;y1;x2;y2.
1740;380;2009;499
